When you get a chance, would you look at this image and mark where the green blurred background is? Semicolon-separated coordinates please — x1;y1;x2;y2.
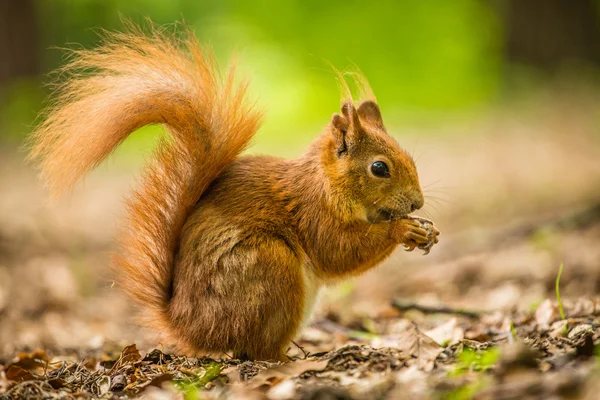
0;0;599;155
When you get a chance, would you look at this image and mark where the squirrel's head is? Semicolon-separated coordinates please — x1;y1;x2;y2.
321;100;424;223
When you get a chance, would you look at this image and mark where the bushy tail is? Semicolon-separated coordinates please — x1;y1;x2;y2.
28;24;262;327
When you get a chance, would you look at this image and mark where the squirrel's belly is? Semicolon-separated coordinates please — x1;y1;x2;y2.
300;264;323;329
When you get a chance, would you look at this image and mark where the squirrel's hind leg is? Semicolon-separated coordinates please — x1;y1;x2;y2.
169;227;305;362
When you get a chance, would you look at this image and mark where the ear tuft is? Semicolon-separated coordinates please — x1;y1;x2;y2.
357;100;384;129
341;102;361;130
331;113;348;156
331;113;348;133
331;102;365;157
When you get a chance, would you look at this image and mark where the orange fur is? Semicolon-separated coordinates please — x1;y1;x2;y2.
29;23;438;361
28;24;261;337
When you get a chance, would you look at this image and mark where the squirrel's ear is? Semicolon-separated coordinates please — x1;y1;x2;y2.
357;100;384;130
331;102;361;156
341;102;361;131
331;113;349;156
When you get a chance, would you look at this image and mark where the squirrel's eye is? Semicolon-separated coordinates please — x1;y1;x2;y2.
370;161;390;178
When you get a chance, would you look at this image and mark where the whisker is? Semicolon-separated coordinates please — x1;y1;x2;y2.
423;203;439;215
426;202;446;212
420;209;434;219
423;188;454;195
422;179;444;189
414;149;428;164
425;196;452;205
410;137;421;161
424;193;450;199
423;198;441;211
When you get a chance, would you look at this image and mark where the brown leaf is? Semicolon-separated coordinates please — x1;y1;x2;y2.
109;344;142;373
5;365;35;382
424;318;464;347
98;376;111;396
120;344;142;364
48;378;67;389
146;373;174;389
248;360;328;390
10;349;50;374
386;320;443;371
142;349;172;364
535;299;560;329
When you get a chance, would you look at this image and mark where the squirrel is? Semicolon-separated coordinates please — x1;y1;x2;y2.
28;25;440;361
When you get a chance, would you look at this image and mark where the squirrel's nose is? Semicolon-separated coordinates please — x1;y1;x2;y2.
410;194;425;212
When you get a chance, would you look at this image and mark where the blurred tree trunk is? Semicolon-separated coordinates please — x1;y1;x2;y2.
0;0;39;88
504;0;600;70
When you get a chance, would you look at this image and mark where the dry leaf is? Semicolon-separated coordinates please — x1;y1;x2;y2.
48;377;67;389
384;320;443;371
249;359;328;390
98;375;111;395
267;379;297;400
5;365;35;383
424;318;464;347
9;349;50;375
120;344;142;363
535;299;560;329
109;344;142;373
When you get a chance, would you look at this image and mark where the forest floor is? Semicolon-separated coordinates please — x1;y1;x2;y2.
3;207;600;400
1;91;600;399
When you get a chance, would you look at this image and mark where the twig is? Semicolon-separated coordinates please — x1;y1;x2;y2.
291;340;310;359
391;300;481;318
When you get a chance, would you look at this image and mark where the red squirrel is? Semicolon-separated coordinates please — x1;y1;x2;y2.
28;25;439;361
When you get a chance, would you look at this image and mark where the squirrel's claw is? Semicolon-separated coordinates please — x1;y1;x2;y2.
407;216;440;255
403;241;417;252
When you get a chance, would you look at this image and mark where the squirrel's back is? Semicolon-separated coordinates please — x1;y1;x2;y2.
28;24;262;335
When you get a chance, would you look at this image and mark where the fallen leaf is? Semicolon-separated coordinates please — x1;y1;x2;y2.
248;359;328;390
9;349;50;374
549;320;568;338
380;320;443;371
464;329;492;342
111;374;127;391
424;318;464;347
143;349;173;364
568;324;594;340
98;375;111;396
48;377;67;389
267;379;296;400
109;344;142;373
119;344;142;364
5;365;35;382
535;299;560;329
571;298;599;316
145;373;174;390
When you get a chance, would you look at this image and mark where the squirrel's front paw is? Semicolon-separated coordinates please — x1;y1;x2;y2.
397;216;440;255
